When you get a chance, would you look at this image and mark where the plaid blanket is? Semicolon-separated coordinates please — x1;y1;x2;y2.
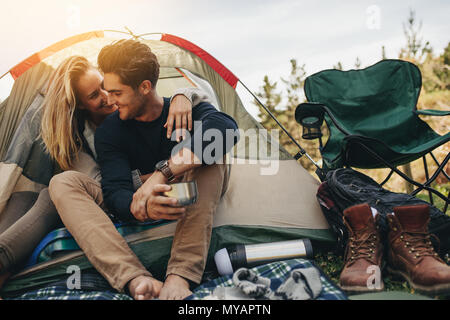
187;258;348;300
13;287;132;300
8;259;347;300
7;270;132;300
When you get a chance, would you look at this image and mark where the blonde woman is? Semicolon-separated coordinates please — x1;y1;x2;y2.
0;55;206;298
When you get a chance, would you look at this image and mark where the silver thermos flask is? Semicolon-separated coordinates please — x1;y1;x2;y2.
214;239;313;276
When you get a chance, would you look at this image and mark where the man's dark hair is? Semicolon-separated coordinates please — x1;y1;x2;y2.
97;39;160;90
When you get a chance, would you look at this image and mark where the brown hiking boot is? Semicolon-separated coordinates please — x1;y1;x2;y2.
387;204;450;295
339;203;384;292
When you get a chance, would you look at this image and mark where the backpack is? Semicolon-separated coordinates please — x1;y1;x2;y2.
316;168;450;257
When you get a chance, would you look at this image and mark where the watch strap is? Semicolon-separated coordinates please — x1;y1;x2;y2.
157;160;175;182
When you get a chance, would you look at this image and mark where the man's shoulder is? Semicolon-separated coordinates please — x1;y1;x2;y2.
194;100;217;110
191;100;220;118
192;101;237;126
95;111;131;142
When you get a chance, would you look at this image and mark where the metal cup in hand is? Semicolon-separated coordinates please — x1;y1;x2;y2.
163;181;198;207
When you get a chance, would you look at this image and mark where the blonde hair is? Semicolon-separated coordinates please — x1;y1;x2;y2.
41;56;92;170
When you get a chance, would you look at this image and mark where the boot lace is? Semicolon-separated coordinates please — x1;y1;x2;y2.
346;232;379;264
400;231;440;259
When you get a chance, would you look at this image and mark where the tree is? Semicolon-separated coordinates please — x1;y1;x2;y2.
252;8;448;188
254;75;282;130
354;57;362;69
254;59;323;173
397;10;448;93
333;61;343;70
399;8;432;63
421;42;450;92
381;46;387;60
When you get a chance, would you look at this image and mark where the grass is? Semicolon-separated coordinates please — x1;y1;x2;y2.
415;182;449;215
314;183;450;300
314;252;450;300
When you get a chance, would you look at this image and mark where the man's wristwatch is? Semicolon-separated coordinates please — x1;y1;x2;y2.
155;160;175;182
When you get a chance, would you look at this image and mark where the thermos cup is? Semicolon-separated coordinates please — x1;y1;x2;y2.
214;239;313;276
163;181;198;207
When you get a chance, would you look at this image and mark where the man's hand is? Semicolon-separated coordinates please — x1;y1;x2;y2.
164;94;193;142
130;171;186;222
139;173;153;184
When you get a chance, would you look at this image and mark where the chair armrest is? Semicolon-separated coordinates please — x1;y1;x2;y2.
415;109;450;116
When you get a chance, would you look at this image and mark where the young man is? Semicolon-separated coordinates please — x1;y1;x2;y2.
94;39;239;299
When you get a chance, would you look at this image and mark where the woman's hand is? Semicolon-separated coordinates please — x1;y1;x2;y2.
164;94;193;142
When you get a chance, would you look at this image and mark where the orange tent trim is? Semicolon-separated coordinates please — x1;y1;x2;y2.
9;31;105;80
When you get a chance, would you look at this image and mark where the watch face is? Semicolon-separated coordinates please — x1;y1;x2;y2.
155;160;167;170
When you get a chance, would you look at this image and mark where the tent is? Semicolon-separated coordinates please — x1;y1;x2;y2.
0;31;333;297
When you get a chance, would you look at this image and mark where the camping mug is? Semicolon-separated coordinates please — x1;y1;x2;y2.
164;181;198;207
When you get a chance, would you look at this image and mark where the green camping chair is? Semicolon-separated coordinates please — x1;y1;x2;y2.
295;59;450;211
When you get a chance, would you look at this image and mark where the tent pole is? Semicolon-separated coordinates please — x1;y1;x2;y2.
237;80;322;170
0;70;10;80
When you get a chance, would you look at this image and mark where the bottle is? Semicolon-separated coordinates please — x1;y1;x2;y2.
214;239;313;276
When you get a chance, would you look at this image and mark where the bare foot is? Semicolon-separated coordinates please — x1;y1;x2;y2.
159;274;192;300
127;275;163;300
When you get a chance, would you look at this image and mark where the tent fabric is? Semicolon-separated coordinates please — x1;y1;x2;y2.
348;291;433;300
161;33;239;89
23;161;331;268
2;159;332;295
0;62;54;160
0;31;332;296
35;35;290;159
9;31;105;80
0;91;56;214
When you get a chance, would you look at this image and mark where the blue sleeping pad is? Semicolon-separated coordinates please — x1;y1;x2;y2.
25;219;172;268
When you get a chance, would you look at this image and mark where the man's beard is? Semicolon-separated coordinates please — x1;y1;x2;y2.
128;91;147;119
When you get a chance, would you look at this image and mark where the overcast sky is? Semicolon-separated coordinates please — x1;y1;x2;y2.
0;0;448;115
